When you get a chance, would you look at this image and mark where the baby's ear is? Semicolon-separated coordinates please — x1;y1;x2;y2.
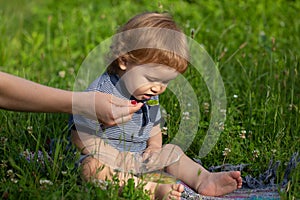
118;56;127;71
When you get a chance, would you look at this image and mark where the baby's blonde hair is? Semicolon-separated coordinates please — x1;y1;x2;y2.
107;12;189;74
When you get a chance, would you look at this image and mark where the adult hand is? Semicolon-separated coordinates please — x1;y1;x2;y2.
96;92;143;126
73;91;143;126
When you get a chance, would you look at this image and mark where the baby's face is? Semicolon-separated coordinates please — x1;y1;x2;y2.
119;63;178;100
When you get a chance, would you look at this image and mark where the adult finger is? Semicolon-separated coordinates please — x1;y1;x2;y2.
111;96;143;109
110;102;143;123
128;102;143;113
113;114;135;125
110;95;138;107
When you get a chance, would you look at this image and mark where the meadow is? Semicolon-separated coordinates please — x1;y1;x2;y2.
0;0;299;199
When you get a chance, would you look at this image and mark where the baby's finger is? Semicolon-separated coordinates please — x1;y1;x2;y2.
142;152;151;162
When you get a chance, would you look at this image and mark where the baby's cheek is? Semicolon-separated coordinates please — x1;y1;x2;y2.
126;79;145;91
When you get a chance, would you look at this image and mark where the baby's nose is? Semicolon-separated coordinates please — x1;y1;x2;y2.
151;84;163;93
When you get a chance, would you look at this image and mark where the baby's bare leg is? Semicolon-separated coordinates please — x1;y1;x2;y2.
81;156;116;182
81;156;184;200
164;144;242;196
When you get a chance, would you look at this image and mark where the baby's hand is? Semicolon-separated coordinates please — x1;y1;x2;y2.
143;145;182;171
142;147;163;171
143;146;161;158
115;151;137;173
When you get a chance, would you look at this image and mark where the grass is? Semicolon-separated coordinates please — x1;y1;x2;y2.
0;0;299;199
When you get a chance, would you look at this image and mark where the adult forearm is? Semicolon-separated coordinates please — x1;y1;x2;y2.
0;72;71;113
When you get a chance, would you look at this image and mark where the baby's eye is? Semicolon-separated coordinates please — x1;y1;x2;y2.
162;81;169;85
146;77;157;82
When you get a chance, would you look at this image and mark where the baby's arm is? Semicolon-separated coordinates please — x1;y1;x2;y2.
144;125;180;170
146;125;162;151
71;129;136;172
71;129;120;156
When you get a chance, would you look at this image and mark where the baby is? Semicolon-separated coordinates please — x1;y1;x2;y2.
70;12;242;199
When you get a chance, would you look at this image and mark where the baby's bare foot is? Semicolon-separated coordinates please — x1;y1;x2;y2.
146;182;184;200
197;171;242;196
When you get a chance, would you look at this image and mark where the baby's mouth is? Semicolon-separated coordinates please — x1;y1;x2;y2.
142;94;153;100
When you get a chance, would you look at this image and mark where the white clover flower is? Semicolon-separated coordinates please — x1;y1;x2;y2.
61;171;67;176
259;31;266;37
183;111;190;115
158;2;163;9
203;102;210;109
220;109;226;114
27;126;33;134
10;178;18;183
220;109;227;118
6;169;13;177
203;102;210;113
252;150;260;158
182;112;190;120
58;70;66;78
222;148;231;156
39;179;53;185
271;149;277;154
161;127;168;135
225;148;231;152
0;160;8;168
239;130;246;139
218;122;225;131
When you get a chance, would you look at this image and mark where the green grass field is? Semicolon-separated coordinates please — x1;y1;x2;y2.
0;0;299;199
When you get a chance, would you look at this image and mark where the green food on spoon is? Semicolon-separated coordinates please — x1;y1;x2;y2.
146;99;159;106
